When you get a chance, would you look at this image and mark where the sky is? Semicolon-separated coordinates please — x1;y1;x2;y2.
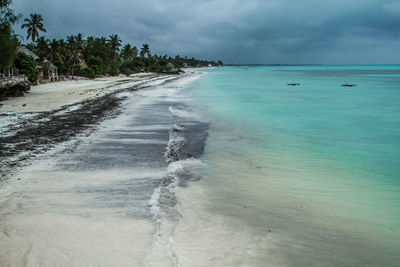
11;0;400;64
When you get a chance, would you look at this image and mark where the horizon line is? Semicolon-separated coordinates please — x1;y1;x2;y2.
224;63;400;66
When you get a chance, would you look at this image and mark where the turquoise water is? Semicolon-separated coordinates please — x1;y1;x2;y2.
184;66;400;266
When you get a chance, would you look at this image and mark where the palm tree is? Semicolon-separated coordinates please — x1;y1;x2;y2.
34;36;50;59
107;35;122;73
132;46;138;58
75;33;84;46
108;34;122;53
121;44;133;61
67;45;82;78
66;35;75;46
140;44;151;58
47;39;63;63
21;13;46;43
58;39;67;58
99;37;107;45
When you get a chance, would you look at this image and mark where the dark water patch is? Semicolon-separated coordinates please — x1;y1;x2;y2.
64;143;169;170
164;121;209;163
180;122;210;160
106;131;168;140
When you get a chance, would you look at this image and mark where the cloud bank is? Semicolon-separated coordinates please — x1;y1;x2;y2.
12;0;400;64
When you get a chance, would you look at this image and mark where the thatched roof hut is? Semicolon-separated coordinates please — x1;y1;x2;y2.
17;46;39;60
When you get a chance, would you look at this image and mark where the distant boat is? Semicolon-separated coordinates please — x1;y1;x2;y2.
341;83;356;87
287;83;300;86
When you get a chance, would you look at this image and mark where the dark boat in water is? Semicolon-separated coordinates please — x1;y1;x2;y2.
342;83;356;87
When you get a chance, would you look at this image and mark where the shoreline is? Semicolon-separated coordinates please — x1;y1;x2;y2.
0;72;181;184
0;73;169;113
0;71;210;266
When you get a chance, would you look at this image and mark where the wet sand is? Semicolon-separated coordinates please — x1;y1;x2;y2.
0;72;208;266
0;73;177;182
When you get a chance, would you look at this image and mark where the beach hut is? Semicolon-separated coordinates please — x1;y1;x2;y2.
37;60;59;83
17;46;59;83
47;63;59;82
1;65;19;78
17;46;39;60
1;46;39;78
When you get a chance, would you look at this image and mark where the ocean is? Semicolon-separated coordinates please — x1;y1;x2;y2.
173;66;400;266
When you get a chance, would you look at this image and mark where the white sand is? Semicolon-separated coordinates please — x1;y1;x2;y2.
0;73;165;113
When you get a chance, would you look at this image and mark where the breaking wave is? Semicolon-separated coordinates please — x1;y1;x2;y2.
168;105;197;119
145;99;209;266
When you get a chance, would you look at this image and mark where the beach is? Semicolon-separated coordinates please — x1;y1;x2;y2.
0;73;178;182
1;66;400;266
3;0;400;265
0;71;211;266
0;73;171;112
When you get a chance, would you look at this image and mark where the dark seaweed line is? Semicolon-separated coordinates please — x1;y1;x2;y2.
0;74;178;180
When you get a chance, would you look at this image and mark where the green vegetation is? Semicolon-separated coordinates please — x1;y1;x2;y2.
0;0;20;70
1;5;222;81
25;33;222;78
21;13;46;43
14;52;38;82
0;23;18;70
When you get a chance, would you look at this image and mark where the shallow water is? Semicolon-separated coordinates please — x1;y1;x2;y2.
176;66;400;266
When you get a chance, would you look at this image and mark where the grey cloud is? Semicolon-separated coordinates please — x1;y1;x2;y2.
11;0;400;64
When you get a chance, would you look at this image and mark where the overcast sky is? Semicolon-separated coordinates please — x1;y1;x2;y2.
11;0;400;64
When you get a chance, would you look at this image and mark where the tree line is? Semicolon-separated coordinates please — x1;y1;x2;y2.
1;1;223;81
0;0;19;72
26;33;222;79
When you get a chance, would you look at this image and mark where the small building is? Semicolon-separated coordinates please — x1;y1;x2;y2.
1;46;38;78
37;60;59;83
17;46;39;60
1;66;19;78
17;46;59;83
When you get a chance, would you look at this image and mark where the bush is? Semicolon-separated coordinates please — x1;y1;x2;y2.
75;67;95;79
121;58;143;73
56;61;70;75
121;67;133;76
109;63;120;76
14;52;38;83
87;55;106;75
